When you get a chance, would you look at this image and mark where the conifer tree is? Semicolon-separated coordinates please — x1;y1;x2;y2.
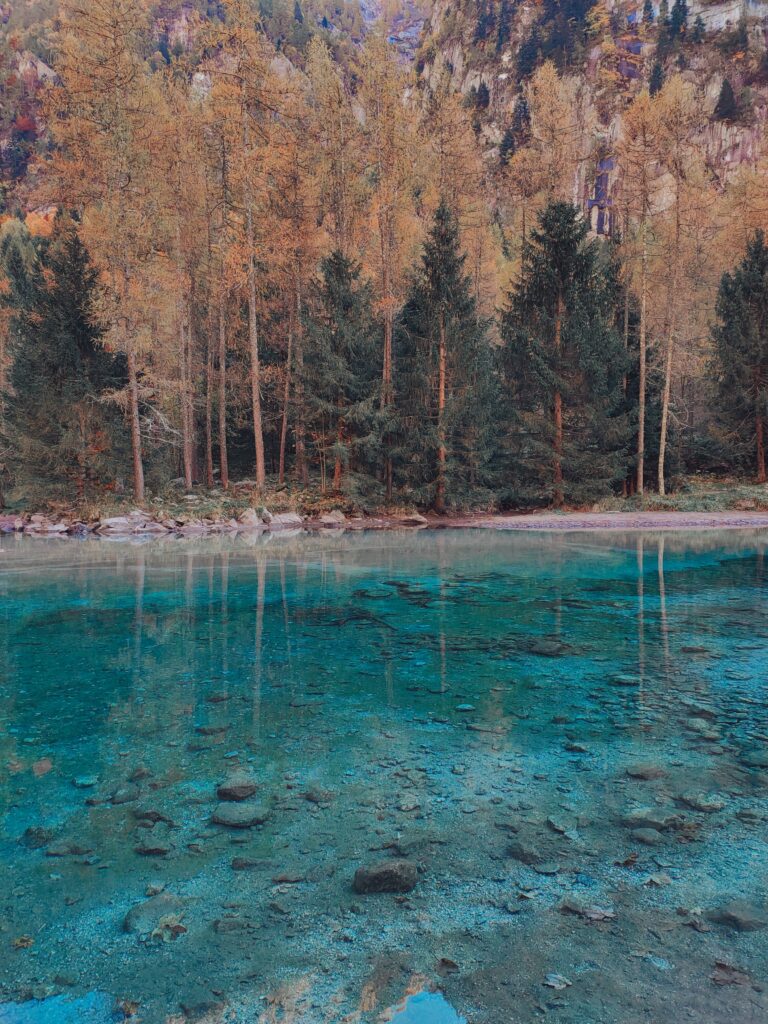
712;231;768;482
501;202;627;506
303;252;382;492
714;78;738;121
393;201;498;511
1;218;128;497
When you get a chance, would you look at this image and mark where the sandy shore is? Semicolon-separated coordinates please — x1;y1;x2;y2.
445;510;768;531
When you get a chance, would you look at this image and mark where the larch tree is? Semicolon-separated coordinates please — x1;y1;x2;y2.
205;0;278;488
654;75;700;495
618;90;661;495
357;31;420;500
47;0;163;501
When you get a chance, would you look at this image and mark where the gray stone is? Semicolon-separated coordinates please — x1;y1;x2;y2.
353;859;418;894
707;900;768;932
740;748;768;769
507;840;542;865
626;764;666;781
211;801;269;828
631;828;664;846
678;792;726;813
21;826;54;849
216;772;258;802
270;512;303;529
111;784;140;805
123;894;186;937
619;806;681;831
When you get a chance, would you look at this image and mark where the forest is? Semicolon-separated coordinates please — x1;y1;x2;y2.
1;0;768;513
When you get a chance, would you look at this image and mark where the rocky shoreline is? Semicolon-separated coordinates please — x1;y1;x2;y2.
3;507;768;539
0;507;429;538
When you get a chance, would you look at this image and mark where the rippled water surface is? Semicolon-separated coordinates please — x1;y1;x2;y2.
1;528;767;1024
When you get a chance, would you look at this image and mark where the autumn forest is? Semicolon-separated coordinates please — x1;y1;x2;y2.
2;0;768;513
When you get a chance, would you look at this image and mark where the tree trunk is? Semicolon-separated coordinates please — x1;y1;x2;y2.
293;279;309;485
658;185;681;497
757;403;766;484
637;222;648;496
553;293;564;508
205;324;214;489
242;112;266;488
658;331;674;496
278;312;293;485
435;311;447;514
127;348;145;502
218;303;229;490
180;313;194;490
380;220;394;503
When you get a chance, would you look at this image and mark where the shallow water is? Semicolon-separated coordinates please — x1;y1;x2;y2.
1;528;767;1024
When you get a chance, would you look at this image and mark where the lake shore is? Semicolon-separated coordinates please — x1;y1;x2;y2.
4;506;768;539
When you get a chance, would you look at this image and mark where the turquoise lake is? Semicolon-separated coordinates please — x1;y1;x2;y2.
1;528;767;1023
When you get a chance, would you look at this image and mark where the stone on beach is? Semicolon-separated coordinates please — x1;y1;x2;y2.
216;772;258;802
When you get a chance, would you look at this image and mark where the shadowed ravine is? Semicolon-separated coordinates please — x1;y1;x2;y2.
1;529;767;1023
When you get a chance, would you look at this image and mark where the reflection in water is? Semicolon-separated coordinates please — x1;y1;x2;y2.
1;528;767;1024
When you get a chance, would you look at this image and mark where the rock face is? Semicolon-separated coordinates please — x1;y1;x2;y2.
216;772;258;802
211;801;269;828
270;512;304;529
707;900;768;932
352;859;418;894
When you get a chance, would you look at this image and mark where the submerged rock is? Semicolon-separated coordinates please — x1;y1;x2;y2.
353;859;418;894
631;828;664;846
740;748;768;769
123;893;186;938
507;840;542;865
707;900;768;932
677;792;726;813
626;764;666;780
619;806;681;831
216;772;258;802
21;826;54;849
211;801;269;828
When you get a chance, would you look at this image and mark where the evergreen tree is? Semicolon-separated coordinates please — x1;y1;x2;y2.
714;78;738;120
643;0;654;24
649;60;664;95
669;0;688;37
501;202;628;506
393;202;499;511
1;217;128;499
475;81;491;109
511;94;532;145
302;252;382;492
474;0;496;43
691;14;705;42
712;231;768;482
496;0;513;53
499;126;516;166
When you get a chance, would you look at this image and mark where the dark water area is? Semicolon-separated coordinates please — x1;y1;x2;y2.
0;529;766;1023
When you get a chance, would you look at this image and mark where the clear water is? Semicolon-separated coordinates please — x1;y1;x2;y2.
1;528;767;1024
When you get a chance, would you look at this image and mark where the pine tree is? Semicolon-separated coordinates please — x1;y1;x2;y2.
303;252;382;492
670;0;688;37
712;231;768;482
643;0;655;24
501;202;627;506
714;78;738;121
1;217;128;498
393;201;498;511
691;15;705;42
496;0;513;53
649;61;664;96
